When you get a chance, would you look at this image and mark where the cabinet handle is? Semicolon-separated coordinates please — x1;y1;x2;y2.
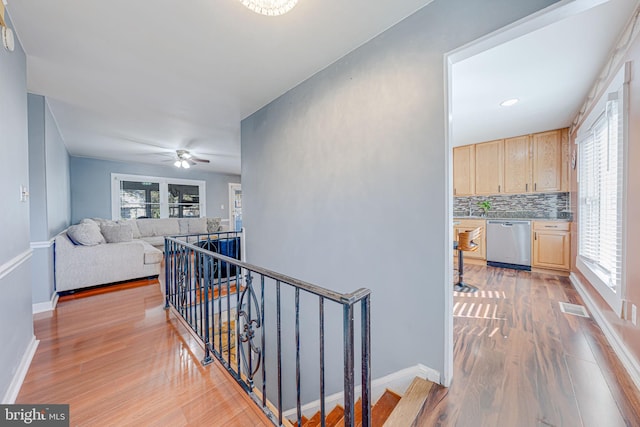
454;188;456;195
498;185;501;193
544;225;558;228
526;183;528;191
534;183;537;191
534;232;537;240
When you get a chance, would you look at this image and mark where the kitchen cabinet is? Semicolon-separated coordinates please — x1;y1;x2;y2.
453;145;475;196
453;128;568;196
503;135;531;193
474;140;504;195
532;221;570;271
532;130;562;192
454;219;486;260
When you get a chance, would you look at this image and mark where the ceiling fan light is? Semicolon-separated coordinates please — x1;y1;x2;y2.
174;160;182;168
181;160;190;169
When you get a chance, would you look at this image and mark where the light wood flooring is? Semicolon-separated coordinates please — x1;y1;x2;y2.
16;278;271;426
418;265;640;426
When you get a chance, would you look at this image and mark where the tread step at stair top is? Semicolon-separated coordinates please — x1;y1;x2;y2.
383;377;433;427
289;376;433;427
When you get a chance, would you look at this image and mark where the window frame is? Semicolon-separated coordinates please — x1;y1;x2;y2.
575;64;629;315
111;173;207;220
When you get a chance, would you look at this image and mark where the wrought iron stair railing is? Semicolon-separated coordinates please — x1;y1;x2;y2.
164;234;372;427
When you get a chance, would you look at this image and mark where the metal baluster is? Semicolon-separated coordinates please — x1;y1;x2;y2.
164;239;171;310
226;262;232;368
202;253;212;365
247;272;253;387
296;288;301;426
276;280;283;426
343;303;355;427
361;296;371;427
217;257;222;357
319;297;326;427
261;275;266;408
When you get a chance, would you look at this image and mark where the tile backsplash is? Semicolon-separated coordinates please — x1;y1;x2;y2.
454;192;572;219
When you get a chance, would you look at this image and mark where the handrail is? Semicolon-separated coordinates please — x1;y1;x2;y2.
163;233;372;427
166;237;371;304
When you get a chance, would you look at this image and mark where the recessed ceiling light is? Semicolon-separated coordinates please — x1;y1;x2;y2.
500;98;519;107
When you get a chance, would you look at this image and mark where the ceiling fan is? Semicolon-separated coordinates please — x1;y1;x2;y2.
173;150;210;168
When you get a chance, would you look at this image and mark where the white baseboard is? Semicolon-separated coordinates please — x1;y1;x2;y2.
570;273;640;392
283;363;440;419
32;292;59;314
2;336;39;404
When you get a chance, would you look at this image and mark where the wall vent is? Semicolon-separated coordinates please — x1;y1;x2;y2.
559;302;589;318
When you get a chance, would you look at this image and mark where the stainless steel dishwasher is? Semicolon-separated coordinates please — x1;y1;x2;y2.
486;220;531;270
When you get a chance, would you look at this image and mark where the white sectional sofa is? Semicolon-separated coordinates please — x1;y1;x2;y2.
54;217;222;292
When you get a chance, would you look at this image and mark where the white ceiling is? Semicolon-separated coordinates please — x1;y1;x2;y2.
452;0;638;146
7;0;434;175
7;0;638;172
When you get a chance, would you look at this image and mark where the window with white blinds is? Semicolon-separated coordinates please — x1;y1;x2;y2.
576;65;627;313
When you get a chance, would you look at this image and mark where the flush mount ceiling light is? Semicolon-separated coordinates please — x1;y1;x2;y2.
238;0;298;16
500;98;519;107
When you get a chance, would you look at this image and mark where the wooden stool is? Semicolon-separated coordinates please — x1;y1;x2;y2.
454;227;481;293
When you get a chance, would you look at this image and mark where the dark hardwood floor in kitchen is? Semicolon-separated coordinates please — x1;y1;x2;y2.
418;265;640;427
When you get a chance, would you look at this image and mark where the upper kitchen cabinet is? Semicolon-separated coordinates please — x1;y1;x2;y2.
532;130;562;192
453;145;475;196
503;135;531;193
453;128;569;196
475;140;504;195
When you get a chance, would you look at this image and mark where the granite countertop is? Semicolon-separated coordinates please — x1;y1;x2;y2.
454;215;572;222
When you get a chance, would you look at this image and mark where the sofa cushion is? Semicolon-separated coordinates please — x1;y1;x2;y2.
188;218;208;234
153;218;180;236
140;241;163;264
178;219;190;235
119;219;141;239
136;219;156;237
101;223;134;243
67;222;105;246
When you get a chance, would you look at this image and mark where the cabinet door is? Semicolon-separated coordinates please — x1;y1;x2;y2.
503;135;531;193
532;130;562;192
532;230;570;270
453;145;475;196
475;140;504;195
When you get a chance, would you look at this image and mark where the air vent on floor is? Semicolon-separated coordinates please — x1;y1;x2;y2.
559;302;589;318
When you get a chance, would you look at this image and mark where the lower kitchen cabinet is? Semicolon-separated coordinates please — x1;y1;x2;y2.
454;219;486;260
532;221;570;271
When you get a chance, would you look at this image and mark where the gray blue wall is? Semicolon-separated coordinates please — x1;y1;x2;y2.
241;0;558;406
0;13;36;402
28;93;71;305
69;156;240;224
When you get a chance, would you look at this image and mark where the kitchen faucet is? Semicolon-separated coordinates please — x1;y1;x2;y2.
468;200;473;216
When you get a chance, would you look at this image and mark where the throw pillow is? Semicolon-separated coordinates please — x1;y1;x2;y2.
67;222;105;246
136;219;156;237
207;217;222;233
101;223;134;243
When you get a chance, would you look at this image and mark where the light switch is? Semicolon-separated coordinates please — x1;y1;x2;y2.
221;204;224;210
19;185;29;202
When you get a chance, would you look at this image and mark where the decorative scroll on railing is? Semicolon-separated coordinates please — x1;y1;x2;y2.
164;233;372;427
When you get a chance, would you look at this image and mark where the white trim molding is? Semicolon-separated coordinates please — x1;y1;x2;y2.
282;363;440;419
570;273;640;392
0;249;32;281
2;336;39;404
30;239;54;249
32;292;59;314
